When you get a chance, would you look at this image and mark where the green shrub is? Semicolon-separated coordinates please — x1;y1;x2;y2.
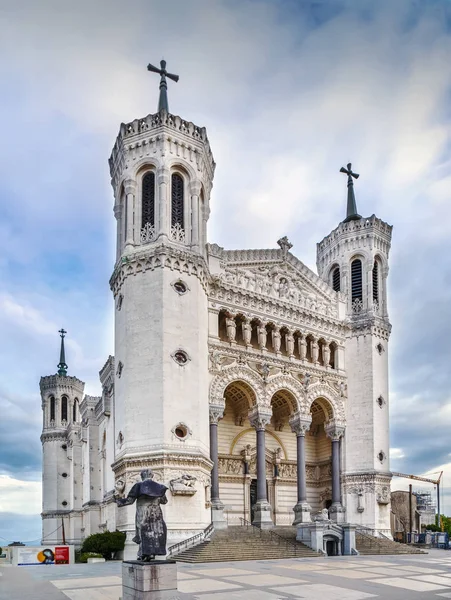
80;530;126;560
78;552;104;563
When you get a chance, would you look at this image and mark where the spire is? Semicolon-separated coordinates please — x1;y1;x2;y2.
340;162;362;222
57;328;68;376
147;59;179;113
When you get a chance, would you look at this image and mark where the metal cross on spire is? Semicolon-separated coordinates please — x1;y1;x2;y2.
340;162;362;223
57;328;68;376
147;59;179;113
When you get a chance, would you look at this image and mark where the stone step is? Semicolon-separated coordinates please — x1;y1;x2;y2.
172;526;319;563
355;533;425;555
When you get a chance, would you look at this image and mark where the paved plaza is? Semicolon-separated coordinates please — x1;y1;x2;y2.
4;550;451;599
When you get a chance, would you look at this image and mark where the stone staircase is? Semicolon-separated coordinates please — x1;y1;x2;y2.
172;525;320;563
356;532;426;555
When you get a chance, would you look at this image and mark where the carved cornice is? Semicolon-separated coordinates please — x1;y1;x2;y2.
347;316;392;341
109;111;215;192
41;431;67;443
209;285;347;338
110;242;210;296
111;451;213;477
207;343;346;389
39;375;85;396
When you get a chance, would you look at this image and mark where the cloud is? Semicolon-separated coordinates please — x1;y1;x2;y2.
1;0;451;538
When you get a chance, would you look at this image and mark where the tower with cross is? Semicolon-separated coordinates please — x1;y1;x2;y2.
40;330;86;545
109;60;216;556
316;163;393;533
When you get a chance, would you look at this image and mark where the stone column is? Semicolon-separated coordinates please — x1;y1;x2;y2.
190;180;201;250
113;204;122;261
124;179;136;252
249;406;273;528
209;403;227;529
157;167;170;238
325;422;346;523
290;413;312;524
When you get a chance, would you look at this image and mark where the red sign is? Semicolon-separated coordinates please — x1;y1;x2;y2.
55;546;69;564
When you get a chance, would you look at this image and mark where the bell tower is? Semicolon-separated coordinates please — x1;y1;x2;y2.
316;163;393;534
108;61;216;554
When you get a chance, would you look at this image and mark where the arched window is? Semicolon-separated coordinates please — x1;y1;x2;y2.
171;173;184;229
351;259;363;302
141;172;155;228
73;399;78;423
61;396;68;423
332;267;340;292
372;260;379;303
50;396;55;422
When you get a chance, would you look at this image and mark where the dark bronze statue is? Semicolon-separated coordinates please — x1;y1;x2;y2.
114;469;168;561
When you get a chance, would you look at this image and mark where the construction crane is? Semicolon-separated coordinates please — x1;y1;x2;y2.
391;471;443;530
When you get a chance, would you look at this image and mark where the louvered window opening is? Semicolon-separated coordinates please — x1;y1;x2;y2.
373;261;379;303
171;173;184;228
142;172;155;227
351;259;363;302
61;397;68;422
73;401;77;423
50;397;55;422
332;267;340;292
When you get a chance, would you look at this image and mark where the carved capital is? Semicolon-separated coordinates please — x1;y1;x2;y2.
289;413;312;436
124;179;137;195
113;204;122;219
325;420;345;441
209;402;225;424
189;180;202;196
157;167;170;185
248;406;272;431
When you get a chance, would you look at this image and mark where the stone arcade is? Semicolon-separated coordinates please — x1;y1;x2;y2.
40;65;393;558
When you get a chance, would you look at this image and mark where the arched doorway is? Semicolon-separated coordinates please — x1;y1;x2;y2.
307;399;333;514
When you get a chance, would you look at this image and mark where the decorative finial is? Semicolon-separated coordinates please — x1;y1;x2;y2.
57;328;68;376
340;162;362;222
277;236;293;259
147;59;179;113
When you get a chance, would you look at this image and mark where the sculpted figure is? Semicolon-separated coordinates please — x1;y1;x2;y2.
242;320;252;346
225;317;236;342
272;329;281;353
114;469;168;561
257;323;267;349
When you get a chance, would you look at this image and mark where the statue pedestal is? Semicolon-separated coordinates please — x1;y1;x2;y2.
122;560;178;599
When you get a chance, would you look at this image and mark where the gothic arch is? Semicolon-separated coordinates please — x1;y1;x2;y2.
229;428;288;459
209;365;265;407
166;158;197;182
265;375;304;413
306;381;345;422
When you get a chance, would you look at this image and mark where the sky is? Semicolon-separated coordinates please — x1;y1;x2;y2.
1;0;451;544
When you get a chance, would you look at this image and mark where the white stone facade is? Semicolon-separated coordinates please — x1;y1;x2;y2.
41;106;393;551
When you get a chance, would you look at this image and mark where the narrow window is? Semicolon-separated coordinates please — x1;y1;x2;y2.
141;172;155;228
332;267;340;292
50;396;55;422
61;396;68;422
73;399;78;423
351;259;363;302
171;173;184;228
372;260;379;303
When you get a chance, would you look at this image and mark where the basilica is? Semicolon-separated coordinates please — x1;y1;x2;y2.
40;63;393;557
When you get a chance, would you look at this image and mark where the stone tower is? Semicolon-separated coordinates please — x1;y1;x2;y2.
316;164;393;533
108;62;216;555
40;330;85;544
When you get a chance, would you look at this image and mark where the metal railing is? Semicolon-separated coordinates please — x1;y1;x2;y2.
166;523;214;558
239;517;304;556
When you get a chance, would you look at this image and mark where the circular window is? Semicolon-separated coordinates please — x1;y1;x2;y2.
173;280;188;295
377;451;386;463
62;501;68;507
173;350;189;365
61;444;67;450
62;472;68;478
174;424;188;439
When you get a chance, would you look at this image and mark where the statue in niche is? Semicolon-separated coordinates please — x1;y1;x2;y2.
114;469;168;561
